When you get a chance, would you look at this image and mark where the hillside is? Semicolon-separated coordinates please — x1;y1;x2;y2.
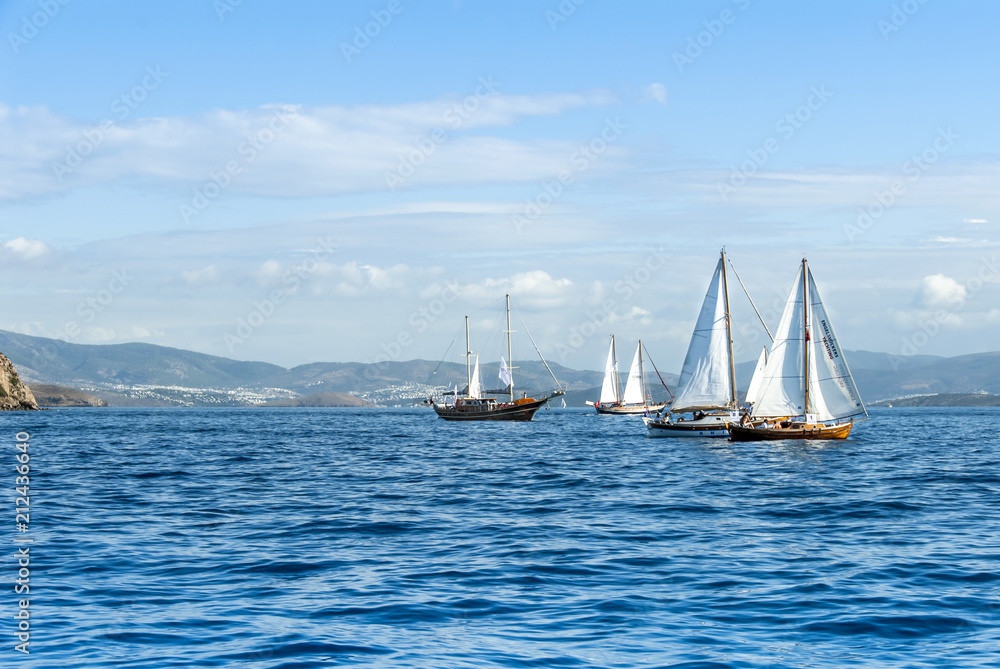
852;351;1000;400
871;394;1000;407
2;330;998;406
29;384;108;407
0;330;598;394
0;352;38;411
259;359;603;395
734;349;1000;402
0;330;285;389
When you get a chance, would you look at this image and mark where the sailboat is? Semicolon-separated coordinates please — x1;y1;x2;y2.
643;250;739;437
586;336;669;414
728;258;867;441
431;295;565;421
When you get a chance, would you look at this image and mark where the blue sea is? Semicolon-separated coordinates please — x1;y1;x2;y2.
4;407;1000;668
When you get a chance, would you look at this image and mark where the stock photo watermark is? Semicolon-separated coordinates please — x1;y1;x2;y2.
75;269;133;326
844;126;958;243
33;268;136;364
878;0;931;40
214;0;243;21
545;0;587;30
717;85;833;201
364;281;462;377
13;431;33;654
892;255;998;366
732;284;788;360
384;76;501;191
179;107;293;224
7;0;71;54
672;0;751;73
51;66;168;182
340;0;409;63
554;247;668;361
223;236;337;352
512;117;627;233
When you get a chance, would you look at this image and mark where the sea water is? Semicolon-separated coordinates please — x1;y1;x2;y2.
3;407;999;668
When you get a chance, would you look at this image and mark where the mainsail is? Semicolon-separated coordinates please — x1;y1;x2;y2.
599;337;619;404
671;257;735;412
621;343;645;405
744;347;768;406
469;355;482;399
750;262;866;422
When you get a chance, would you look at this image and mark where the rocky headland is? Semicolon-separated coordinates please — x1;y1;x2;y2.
0;352;39;411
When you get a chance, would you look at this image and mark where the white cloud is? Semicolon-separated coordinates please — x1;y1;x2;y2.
447;91;616;129
84;328;118;342
181;265;220;285
3;204;994;371
2;237;50;260
509;270;572;295
343;201;521;218
459;270;577;310
626;306;652;322
331;262;411;295
253;257;423;298
917;274;967;309
127;326;152;338
890;308;963;330
0;92;619;201
678;162;1000;213
255;260;283;286
81;327;155;343
642;83;668;106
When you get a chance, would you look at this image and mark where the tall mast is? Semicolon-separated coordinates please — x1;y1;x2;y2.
802;258;810;418
639;339;647;408
612;334;620;403
506;294;514;402
720;249;737;408
465;315;472;399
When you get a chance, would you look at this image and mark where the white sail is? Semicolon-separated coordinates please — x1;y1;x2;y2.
499;356;513;388
804;266;866;421
671;258;734;412
750;263;866;422
469;355;481;399
750;266;806;419
599;338;619;404
621;343;645;405
744;347;768;406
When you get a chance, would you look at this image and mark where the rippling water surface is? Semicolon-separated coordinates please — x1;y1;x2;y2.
5;407;1000;668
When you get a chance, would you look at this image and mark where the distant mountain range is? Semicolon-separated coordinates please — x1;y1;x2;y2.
841;351;1000;400
870;394;1000;407
2;329;998;407
0;330;605;406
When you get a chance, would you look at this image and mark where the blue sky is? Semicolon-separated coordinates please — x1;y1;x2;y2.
1;0;997;373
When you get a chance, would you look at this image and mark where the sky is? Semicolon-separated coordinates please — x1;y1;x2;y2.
0;0;997;373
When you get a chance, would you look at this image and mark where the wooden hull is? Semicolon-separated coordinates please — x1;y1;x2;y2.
432;396;554;422
728;421;853;441
595;402;667;415
642;412;736;438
